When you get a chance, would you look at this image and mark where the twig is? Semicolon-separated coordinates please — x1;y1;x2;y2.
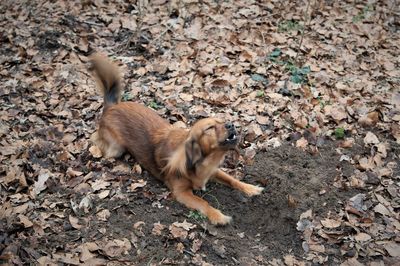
294;0;312;63
149;22;174;47
118;1;145;52
78;19;104;27
184;249;195;256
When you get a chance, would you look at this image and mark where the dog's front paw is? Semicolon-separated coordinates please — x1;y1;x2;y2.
208;209;232;225
242;184;264;197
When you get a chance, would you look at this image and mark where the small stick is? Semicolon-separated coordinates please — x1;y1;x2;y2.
295;0;312;63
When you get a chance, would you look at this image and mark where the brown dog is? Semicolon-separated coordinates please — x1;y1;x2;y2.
89;55;264;225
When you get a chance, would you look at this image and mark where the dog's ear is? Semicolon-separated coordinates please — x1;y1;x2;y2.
185;139;203;171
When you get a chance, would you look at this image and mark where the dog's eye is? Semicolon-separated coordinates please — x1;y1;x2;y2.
205;125;215;131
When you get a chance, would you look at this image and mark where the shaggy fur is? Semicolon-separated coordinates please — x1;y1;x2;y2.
89;54;264;225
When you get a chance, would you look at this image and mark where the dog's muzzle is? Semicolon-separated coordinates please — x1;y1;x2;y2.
222;122;238;147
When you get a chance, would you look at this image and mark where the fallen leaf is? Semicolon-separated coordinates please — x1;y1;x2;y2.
133;221;145;230
129;179;147;191
296;137;308;149
364;132;379;145
358;111;379;127
79;242;99;262
172;220;196;231
384;242;400;257
320;218;341;229
102;238;132;257
191;239;202;253
69;215;82;230
97;190;110;199
96;209;111;221
152;222;165;236
373;203;391;216
18;214;33;228
354;232;371;242
176;242;185;253
33;172;50;196
169;225;188;240
91;179;110;192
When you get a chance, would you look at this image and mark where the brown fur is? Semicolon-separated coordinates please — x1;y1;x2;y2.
89;54;264;225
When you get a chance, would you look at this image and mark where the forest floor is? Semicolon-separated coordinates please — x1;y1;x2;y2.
0;0;399;265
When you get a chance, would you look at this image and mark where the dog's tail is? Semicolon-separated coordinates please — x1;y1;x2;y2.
90;54;121;108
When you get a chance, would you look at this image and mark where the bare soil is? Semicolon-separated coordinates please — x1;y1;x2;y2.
2;139;358;265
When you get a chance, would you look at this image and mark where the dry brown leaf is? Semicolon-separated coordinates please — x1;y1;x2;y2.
18;214;33;228
102;238;132;257
364;132;379;145
79;242;99;262
256;115;269;125
300;209;313;220
325;105;347;123
112;163;131;173
96;209;111;221
358;157;374;170
384;242;400;257
133;221;145;230
152;222;166;236
373;203;391;216
320;218;341;229
32;172;50;196
120;16;137;31
91;179;110;192
354;232;371;242
309;243;325;253
129;179;147;192
172;220;196;231
97;190;110;199
358;111;379;127
191;239;202;253
296;137;308;149
66;167;83;178
69;215;82;230
339;138;354;148
176;242;185;253
185;17;203;40
340;258;364;266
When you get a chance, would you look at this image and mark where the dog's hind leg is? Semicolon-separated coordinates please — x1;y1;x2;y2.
90;128;124;158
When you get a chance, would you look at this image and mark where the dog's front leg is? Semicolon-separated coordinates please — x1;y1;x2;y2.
214;169;264;196
173;190;232;225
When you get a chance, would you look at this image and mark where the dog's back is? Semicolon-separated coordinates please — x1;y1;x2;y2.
90;54;172;177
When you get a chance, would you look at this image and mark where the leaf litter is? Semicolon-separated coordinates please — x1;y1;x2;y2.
0;0;399;265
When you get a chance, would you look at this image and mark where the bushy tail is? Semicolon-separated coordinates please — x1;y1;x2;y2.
90;54;121;108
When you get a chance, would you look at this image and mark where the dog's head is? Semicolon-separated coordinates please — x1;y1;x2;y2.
185;118;238;171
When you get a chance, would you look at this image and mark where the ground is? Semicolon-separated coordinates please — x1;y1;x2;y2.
0;0;400;265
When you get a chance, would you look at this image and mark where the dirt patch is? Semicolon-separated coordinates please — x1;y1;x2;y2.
21;140;357;265
198;140;358;264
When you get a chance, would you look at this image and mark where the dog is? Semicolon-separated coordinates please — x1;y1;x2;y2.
89;54;264;225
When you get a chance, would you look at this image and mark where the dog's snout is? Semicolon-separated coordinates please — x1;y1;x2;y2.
225;122;234;130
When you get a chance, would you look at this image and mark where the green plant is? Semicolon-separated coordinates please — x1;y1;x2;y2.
256;90;265;97
284;60;310;84
148;101;160;109
278;20;303;33
188;210;206;221
317;96;330;108
353;5;372;23
334;127;345;139
268;48;282;62
122;92;134;101
267;48;311;85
